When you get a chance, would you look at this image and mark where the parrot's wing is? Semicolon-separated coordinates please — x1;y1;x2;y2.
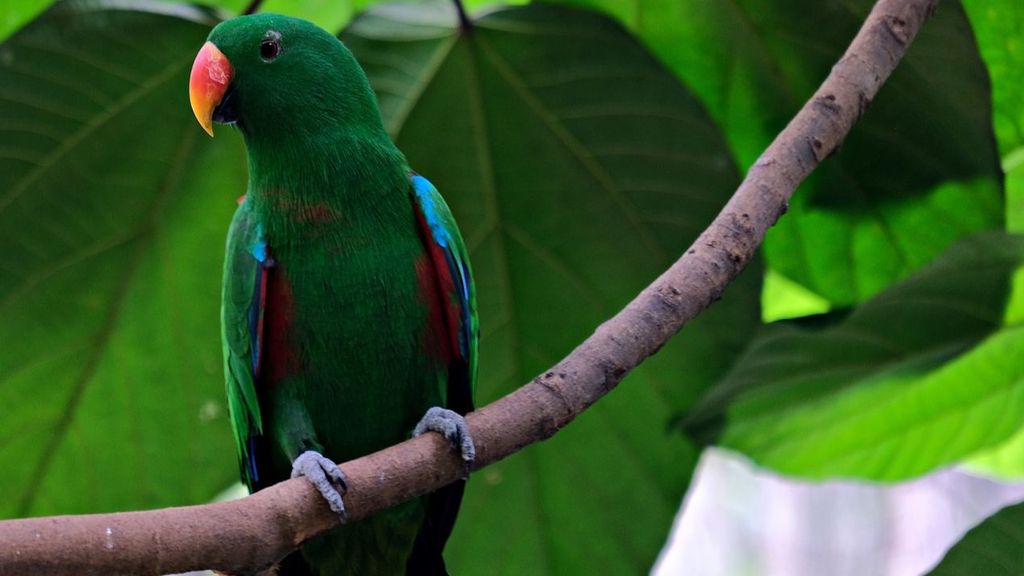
407;174;477;575
221;202;267;492
409;173;477;413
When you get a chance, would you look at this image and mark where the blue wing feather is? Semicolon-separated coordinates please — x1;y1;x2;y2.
411;174;477;386
222;203;267;491
407;174;477;573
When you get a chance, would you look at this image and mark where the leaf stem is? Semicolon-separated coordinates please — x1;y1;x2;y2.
452;0;473;33
242;0;264;15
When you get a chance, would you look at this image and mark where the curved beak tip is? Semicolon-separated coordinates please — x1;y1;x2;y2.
189;41;233;138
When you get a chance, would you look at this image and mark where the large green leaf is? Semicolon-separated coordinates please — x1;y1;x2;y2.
161;0;358;31
0;0;758;572
685;234;1024;481
0;1;245;515
0;1;50;42
962;1;1024;164
342;4;757;572
963;258;1024;478
967;426;1024;479
925;499;1024;575
958;8;1024;477
241;0;365;32
555;0;1003;307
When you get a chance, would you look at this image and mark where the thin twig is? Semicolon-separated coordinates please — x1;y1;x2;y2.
0;0;940;574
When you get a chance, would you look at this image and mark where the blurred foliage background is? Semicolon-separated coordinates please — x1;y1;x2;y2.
0;0;1022;574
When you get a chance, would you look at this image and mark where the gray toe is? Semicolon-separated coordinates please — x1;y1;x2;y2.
291;450;348;520
414;407;476;469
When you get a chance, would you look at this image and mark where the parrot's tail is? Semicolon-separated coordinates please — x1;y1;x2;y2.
276;551;317;576
404;479;465;576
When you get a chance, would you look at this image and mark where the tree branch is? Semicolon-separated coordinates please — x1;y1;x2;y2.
0;0;939;574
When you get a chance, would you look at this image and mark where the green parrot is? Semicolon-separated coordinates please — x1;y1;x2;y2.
188;13;477;576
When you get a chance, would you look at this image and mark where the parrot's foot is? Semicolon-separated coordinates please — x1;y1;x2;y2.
291;450;348;521
413;407;476;477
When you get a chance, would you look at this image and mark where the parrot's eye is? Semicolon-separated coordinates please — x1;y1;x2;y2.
260;31;282;62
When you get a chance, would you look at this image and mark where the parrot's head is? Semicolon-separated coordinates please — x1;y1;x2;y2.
189;14;382;141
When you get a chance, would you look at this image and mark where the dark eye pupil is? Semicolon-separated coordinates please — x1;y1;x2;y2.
260;39;280;61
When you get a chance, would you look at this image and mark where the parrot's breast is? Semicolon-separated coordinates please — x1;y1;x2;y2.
258;219;446;465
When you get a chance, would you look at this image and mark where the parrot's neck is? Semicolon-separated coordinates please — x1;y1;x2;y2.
241;127;409;238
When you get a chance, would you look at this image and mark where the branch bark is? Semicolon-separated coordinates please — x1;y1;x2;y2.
0;0;939;574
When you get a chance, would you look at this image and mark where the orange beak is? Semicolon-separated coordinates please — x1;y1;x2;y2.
189;42;233;137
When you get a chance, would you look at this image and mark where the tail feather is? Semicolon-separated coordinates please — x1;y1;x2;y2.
276;551;317;576
404;479;465;576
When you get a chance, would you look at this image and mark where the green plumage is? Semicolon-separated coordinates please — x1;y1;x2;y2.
209;14;476;576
